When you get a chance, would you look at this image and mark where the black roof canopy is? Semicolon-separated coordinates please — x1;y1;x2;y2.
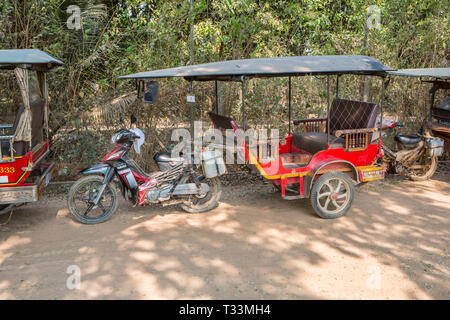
388;68;450;79
119;55;394;81
0;49;63;70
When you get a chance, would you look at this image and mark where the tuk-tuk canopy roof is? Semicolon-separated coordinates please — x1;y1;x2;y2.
119;55;394;81
0;49;63;70
388;68;450;79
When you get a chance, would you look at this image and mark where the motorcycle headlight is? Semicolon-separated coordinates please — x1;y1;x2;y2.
111;132;121;144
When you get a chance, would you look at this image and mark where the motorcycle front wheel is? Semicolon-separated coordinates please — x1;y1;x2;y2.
67;175;118;224
178;174;222;213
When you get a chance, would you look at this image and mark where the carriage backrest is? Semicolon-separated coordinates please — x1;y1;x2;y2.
329;98;379;137
208;112;236;131
208;112;248;146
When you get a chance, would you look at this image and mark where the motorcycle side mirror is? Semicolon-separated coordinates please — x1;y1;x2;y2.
142;81;159;104
131;114;137;124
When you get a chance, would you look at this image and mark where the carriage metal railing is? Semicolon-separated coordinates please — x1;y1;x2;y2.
334;128;378;152
293;118;378;152
293;118;327;133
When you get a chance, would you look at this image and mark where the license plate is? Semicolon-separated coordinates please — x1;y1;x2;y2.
360;167;384;182
0;176;8;183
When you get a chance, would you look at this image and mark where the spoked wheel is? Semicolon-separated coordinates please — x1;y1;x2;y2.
67;175;118;224
178;171;222;213
406;154;437;181
310;172;355;219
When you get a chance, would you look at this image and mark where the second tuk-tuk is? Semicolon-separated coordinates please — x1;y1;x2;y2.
388;68;450;152
0;49;63;215
120;55;394;219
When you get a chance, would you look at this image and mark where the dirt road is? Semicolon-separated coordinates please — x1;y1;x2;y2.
0;173;449;299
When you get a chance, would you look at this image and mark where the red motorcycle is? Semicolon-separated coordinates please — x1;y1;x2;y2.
67;116;225;224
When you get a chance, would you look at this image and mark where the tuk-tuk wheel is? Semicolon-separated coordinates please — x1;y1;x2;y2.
0;204;13;216
310;172;354;219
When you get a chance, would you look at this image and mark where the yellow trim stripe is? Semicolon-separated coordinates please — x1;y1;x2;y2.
248;151;311;180
248;148;384;181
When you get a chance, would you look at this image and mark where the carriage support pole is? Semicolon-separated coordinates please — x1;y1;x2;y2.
214;80;219;114
241;77;246;131
288;76;292;134
378;76;387;155
336;74;340;97
429;83;437;122
189;81;194;135
327;75;330;148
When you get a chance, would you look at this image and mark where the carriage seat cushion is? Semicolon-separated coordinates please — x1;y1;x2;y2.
292;132;345;155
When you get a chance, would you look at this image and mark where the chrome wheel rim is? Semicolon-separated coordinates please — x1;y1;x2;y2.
317;178;350;214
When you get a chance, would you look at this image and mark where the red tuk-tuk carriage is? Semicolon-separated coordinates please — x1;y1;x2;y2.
0;49;63;215
388;68;450;152
120;55;394;219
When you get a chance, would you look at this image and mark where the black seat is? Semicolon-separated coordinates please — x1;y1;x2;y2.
394;134;421;145
153;152;184;163
153;151;184;171
292;132;345;155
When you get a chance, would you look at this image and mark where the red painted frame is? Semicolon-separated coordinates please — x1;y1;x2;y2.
0;139;50;187
227;118;383;199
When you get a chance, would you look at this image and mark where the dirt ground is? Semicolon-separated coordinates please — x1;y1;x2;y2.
0;170;449;300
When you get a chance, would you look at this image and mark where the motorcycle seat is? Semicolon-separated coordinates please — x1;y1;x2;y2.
153;152;184;163
394;134;421;145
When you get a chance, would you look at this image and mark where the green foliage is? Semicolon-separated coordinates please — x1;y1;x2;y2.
0;0;448;174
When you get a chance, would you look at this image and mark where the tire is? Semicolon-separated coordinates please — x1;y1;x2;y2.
310;172;355;219
67;175;118;224
179;176;222;213
0;204;13;216
407;156;438;181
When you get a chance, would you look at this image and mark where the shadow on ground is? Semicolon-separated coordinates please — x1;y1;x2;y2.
0;173;449;299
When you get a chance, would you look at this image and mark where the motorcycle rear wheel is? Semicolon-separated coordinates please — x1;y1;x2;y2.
407;155;437;181
179;176;222;213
